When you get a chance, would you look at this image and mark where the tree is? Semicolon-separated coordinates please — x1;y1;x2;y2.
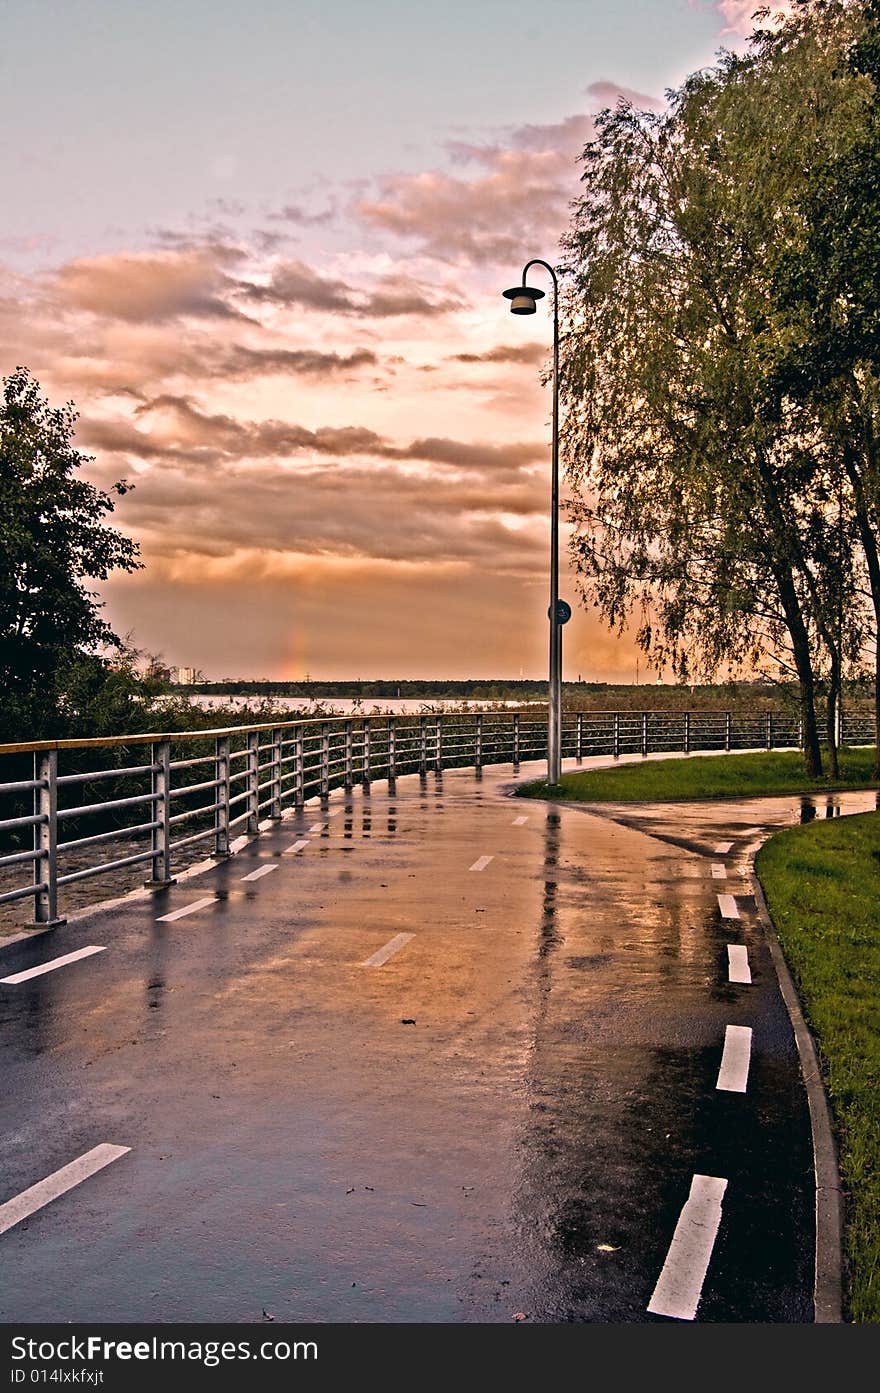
0;367;142;741
771;0;880;773
559;0;877;776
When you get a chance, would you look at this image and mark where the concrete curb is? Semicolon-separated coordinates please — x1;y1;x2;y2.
750;853;844;1324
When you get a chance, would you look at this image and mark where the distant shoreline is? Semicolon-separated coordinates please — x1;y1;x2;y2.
171;677;792;700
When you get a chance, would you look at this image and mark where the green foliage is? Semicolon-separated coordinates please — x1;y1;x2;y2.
0;368;142;741
773;0;880;384
560;0;880;777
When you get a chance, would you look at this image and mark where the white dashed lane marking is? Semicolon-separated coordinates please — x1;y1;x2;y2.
717;894;740;920
512;816;528;826
0;1144;130;1236
716;1025;752;1092
240;864;278;883
283;839;310;856
713;841;734;855
647;1175;728;1320
1;945;106;985
361;933;415;968
711;864;727;880
727;944;751;984
156;896;216;923
308;822;327;833
469;856;494;872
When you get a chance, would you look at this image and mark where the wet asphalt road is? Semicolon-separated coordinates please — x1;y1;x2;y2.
1;757;876;1324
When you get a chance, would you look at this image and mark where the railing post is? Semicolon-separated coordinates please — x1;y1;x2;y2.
388;716;397;782
419;716;428;774
247;731;260;834
641;712;648;757
270;727;282;820
684;711;690;755
725;712;731;752
614;712;620;757
475;714;483;769
321;722;330;797
148;739;174;887
435;715;443;773
513;713;520;765
766;711;773;751
797;714;803;749
294;726;305;806
362;721;372;786
33;750;62;924
576;712;583;760
344;720;354;789
214;735;230;855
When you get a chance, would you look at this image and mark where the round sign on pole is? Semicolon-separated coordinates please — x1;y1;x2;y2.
549;599;572;625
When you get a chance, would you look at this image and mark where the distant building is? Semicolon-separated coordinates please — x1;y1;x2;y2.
145;659;173;684
172;666;199;686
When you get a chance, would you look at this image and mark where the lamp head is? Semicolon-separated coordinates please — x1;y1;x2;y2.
502;284;545;315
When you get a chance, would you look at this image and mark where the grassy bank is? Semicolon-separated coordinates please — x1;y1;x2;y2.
517;748;879;803
756;813;880;1322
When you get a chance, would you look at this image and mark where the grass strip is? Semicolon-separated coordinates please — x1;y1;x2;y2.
757;812;880;1322
518;747;878;803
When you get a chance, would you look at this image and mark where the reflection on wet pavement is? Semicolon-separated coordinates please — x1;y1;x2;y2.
1;763;872;1322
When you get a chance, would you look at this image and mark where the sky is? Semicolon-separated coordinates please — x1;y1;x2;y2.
0;0;784;682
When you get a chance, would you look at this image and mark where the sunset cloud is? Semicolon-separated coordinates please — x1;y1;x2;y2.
241;259;454;318
56;247;250;324
451;342;546;366
77;394;546;476
2;0;737;684
356;112;604;267
584;81;665;112
96;459;549;571
2;97;655;681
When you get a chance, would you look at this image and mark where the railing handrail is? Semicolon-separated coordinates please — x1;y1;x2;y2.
2;705;872;930
0;705;808;757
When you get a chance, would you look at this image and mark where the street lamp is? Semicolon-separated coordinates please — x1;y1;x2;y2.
503;259;564;785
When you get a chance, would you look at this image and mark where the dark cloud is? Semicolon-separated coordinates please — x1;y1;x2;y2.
267;202;338;226
218;345;378;378
241;259;355;312
451;343;546;366
99;449;548;573
395;437;541;470
77;395;545;476
240;259;453;318
55;247;253;324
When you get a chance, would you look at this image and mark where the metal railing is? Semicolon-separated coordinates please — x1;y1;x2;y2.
0;708;873;926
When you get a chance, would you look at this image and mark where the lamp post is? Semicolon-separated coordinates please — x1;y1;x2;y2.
503;259;562;784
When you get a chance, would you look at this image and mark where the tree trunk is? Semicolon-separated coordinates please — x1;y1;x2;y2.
825;659;840;780
844;400;880;777
755;451;824;777
843;468;880;776
875;643;880;781
796;642;823;778
772;561;823;776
